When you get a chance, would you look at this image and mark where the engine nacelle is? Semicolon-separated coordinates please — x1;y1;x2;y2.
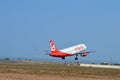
81;52;88;57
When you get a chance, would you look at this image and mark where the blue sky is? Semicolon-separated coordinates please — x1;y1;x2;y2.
0;0;120;63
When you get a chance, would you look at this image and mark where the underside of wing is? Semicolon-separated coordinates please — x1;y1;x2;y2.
74;51;96;57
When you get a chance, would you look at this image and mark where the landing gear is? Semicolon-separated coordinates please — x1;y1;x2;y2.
75;55;78;60
62;57;65;59
75;57;78;60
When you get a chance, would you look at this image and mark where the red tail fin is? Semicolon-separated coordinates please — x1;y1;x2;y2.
50;40;57;51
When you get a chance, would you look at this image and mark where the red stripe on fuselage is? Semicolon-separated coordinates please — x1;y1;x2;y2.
50;50;73;57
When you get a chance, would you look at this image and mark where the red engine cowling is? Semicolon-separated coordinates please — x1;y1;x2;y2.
81;52;88;57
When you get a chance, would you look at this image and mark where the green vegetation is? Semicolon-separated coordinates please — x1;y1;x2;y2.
0;62;120;78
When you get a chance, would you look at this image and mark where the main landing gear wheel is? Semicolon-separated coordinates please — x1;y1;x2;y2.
75;57;78;60
75;55;78;60
62;57;65;59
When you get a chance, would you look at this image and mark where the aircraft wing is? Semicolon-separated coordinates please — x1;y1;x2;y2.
83;51;96;53
77;51;96;57
73;51;96;56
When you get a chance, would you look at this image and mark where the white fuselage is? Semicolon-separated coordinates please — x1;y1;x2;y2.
60;44;87;55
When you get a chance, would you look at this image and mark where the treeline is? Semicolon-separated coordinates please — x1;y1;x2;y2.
0;58;32;61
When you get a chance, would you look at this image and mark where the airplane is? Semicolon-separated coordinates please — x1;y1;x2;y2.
45;40;95;60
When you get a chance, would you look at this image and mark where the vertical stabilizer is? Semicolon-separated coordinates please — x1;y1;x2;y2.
50;40;57;51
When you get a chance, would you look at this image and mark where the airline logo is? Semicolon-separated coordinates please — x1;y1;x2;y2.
50;40;56;51
74;46;85;51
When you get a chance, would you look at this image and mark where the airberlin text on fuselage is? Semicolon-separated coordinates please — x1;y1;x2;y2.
74;46;84;51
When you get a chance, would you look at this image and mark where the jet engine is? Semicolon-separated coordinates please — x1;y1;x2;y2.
80;52;88;57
